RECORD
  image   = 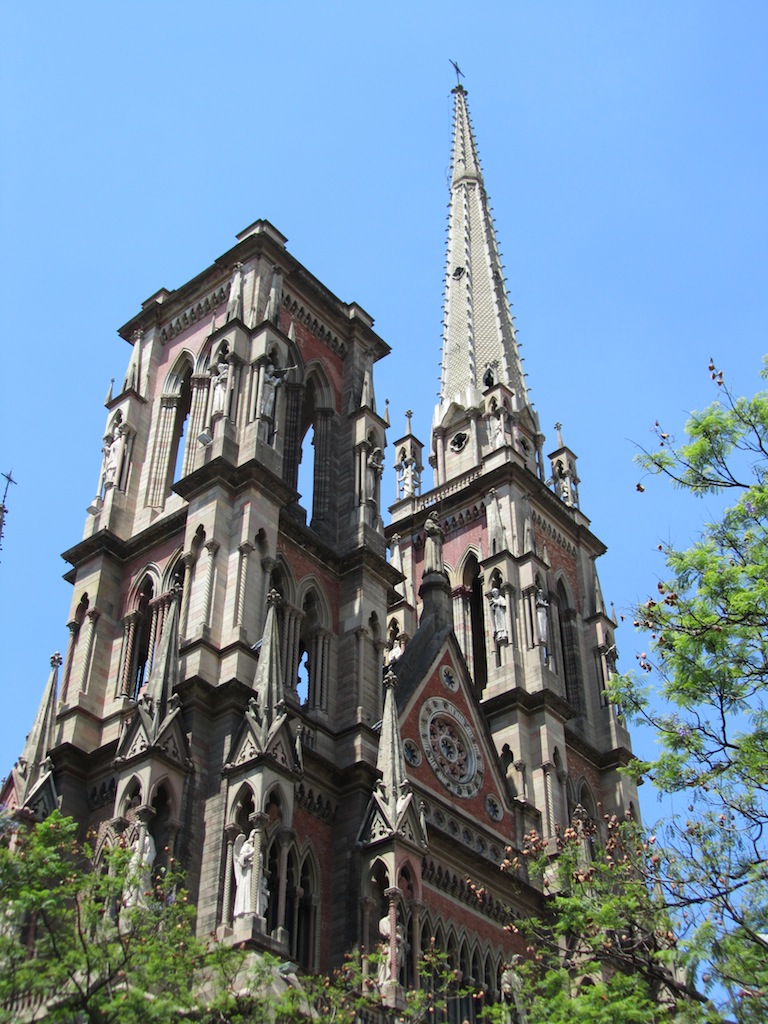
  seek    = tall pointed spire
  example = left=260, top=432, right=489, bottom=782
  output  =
left=15, top=653, right=61, bottom=802
left=251, top=589, right=285, bottom=744
left=439, top=85, right=529, bottom=413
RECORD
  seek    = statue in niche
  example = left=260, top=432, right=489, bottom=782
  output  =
left=492, top=410, right=505, bottom=449
left=402, top=457, right=416, bottom=497
left=423, top=511, right=445, bottom=575
left=259, top=363, right=295, bottom=422
left=488, top=587, right=508, bottom=641
left=226, top=262, right=243, bottom=322
left=232, top=831, right=253, bottom=917
left=366, top=447, right=384, bottom=503
left=501, top=955, right=528, bottom=1024
left=536, top=590, right=549, bottom=651
left=377, top=915, right=405, bottom=985
left=483, top=364, right=495, bottom=389
left=101, top=426, right=121, bottom=492
left=123, top=829, right=156, bottom=910
left=210, top=357, right=230, bottom=419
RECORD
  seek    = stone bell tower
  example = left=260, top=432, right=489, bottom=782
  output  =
left=387, top=84, right=638, bottom=846
left=4, top=218, right=400, bottom=969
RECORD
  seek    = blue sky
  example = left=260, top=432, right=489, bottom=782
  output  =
left=1, top=2, right=767, bottom=823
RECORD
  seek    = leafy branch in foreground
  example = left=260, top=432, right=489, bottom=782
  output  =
left=608, top=358, right=768, bottom=1022
left=501, top=812, right=716, bottom=1023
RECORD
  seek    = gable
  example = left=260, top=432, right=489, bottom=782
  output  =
left=398, top=636, right=512, bottom=837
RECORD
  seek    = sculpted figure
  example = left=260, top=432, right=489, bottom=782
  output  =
left=501, top=955, right=528, bottom=1024
left=210, top=360, right=230, bottom=418
left=536, top=590, right=549, bottom=649
left=101, top=428, right=120, bottom=490
left=233, top=831, right=255, bottom=918
left=488, top=587, right=508, bottom=641
left=124, top=830, right=156, bottom=909
left=423, top=511, right=444, bottom=575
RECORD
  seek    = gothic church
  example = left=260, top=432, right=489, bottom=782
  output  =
left=2, top=85, right=638, bottom=1011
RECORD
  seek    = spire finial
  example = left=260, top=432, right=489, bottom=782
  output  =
left=555, top=422, right=564, bottom=448
left=449, top=59, right=464, bottom=89
left=405, top=409, right=413, bottom=433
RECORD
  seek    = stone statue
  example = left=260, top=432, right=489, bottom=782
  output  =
left=501, top=955, right=528, bottom=1024
left=233, top=830, right=255, bottom=918
left=402, top=458, right=416, bottom=497
left=226, top=262, right=243, bottom=322
left=366, top=447, right=384, bottom=503
left=210, top=359, right=230, bottom=419
left=124, top=830, right=156, bottom=909
left=488, top=587, right=508, bottom=641
left=423, top=511, right=444, bottom=575
left=377, top=915, right=405, bottom=985
left=259, top=363, right=295, bottom=420
left=101, top=428, right=121, bottom=491
left=536, top=590, right=549, bottom=649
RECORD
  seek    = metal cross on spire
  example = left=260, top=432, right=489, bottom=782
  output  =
left=0, top=470, right=18, bottom=563
left=449, top=59, right=464, bottom=87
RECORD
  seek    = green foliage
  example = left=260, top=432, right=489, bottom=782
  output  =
left=504, top=815, right=714, bottom=1023
left=0, top=810, right=205, bottom=1023
left=607, top=358, right=768, bottom=1022
left=0, top=811, right=487, bottom=1023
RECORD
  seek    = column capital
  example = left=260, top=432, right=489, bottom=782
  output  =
left=205, top=539, right=220, bottom=555
left=248, top=810, right=269, bottom=833
left=224, top=822, right=242, bottom=842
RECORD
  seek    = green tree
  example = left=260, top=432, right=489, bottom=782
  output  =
left=0, top=810, right=487, bottom=1023
left=607, top=358, right=768, bottom=1021
left=501, top=814, right=713, bottom=1024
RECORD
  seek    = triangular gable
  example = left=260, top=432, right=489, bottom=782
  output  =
left=226, top=708, right=296, bottom=774
left=118, top=714, right=153, bottom=762
left=23, top=770, right=59, bottom=821
left=397, top=633, right=512, bottom=833
left=154, top=710, right=190, bottom=767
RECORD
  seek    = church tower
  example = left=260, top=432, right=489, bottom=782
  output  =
left=387, top=83, right=637, bottom=849
left=3, top=83, right=638, bottom=1012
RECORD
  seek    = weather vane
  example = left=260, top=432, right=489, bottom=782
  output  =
left=450, top=60, right=464, bottom=87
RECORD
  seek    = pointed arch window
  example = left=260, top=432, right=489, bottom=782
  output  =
left=556, top=581, right=584, bottom=712
left=464, top=555, right=487, bottom=695
left=146, top=356, right=193, bottom=508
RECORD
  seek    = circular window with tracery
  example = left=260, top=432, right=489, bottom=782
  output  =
left=419, top=697, right=484, bottom=798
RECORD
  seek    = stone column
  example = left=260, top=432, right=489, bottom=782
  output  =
left=221, top=824, right=241, bottom=930
left=60, top=618, right=81, bottom=705
left=355, top=626, right=368, bottom=715
left=275, top=827, right=295, bottom=944
left=235, top=541, right=254, bottom=630
left=410, top=899, right=424, bottom=990
left=77, top=608, right=100, bottom=694
left=200, top=539, right=220, bottom=633
left=542, top=762, right=555, bottom=837
left=248, top=811, right=268, bottom=921
left=119, top=612, right=139, bottom=696
left=514, top=759, right=527, bottom=803
left=360, top=896, right=376, bottom=973
left=434, top=429, right=446, bottom=486
left=383, top=886, right=402, bottom=989
left=179, top=552, right=197, bottom=640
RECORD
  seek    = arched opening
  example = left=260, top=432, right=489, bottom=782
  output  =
left=168, top=365, right=193, bottom=491
left=132, top=577, right=155, bottom=699
left=464, top=555, right=487, bottom=695
left=295, top=853, right=317, bottom=968
left=556, top=581, right=583, bottom=712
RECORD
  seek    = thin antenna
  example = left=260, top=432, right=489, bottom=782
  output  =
left=0, top=470, right=18, bottom=562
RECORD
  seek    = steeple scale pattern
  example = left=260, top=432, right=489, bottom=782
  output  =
left=440, top=86, right=529, bottom=412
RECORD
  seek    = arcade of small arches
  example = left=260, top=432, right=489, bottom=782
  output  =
left=221, top=783, right=320, bottom=970
left=362, top=857, right=511, bottom=1022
